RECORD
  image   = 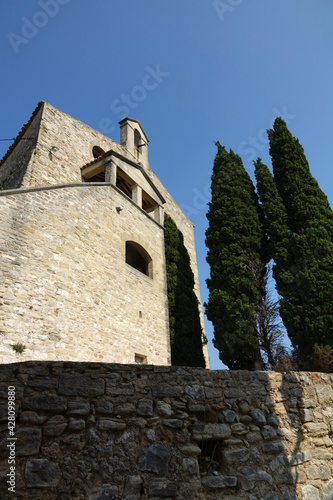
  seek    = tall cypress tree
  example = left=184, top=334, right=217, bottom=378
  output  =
left=164, top=214, right=206, bottom=367
left=254, top=158, right=297, bottom=339
left=259, top=119, right=333, bottom=364
left=205, top=143, right=266, bottom=370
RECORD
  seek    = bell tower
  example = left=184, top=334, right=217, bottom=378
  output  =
left=119, top=117, right=149, bottom=169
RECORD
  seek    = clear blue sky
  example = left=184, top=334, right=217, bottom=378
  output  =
left=1, top=1, right=332, bottom=369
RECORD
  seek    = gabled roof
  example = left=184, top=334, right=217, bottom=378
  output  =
left=118, top=117, right=149, bottom=143
left=81, top=148, right=166, bottom=205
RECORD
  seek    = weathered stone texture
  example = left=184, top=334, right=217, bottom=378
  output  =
left=0, top=101, right=209, bottom=367
left=0, top=186, right=170, bottom=366
left=0, top=363, right=332, bottom=499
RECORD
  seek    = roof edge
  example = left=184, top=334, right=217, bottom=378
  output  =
left=0, top=101, right=45, bottom=169
left=118, top=117, right=149, bottom=142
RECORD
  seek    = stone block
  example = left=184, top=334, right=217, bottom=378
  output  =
left=269, top=455, right=289, bottom=471
left=150, top=479, right=178, bottom=497
left=114, top=403, right=135, bottom=415
left=185, top=385, right=205, bottom=400
left=123, top=475, right=143, bottom=500
left=162, top=419, right=183, bottom=429
left=16, top=428, right=42, bottom=456
left=262, top=442, right=286, bottom=454
left=301, top=485, right=320, bottom=500
left=304, top=421, right=328, bottom=436
left=246, top=431, right=263, bottom=443
left=139, top=443, right=170, bottom=474
left=98, top=419, right=126, bottom=431
left=59, top=374, right=105, bottom=396
left=25, top=459, right=61, bottom=488
left=223, top=448, right=250, bottom=463
left=263, top=493, right=279, bottom=500
left=180, top=444, right=202, bottom=456
left=151, top=386, right=182, bottom=397
left=267, top=413, right=280, bottom=426
left=93, top=484, right=118, bottom=500
left=156, top=400, right=173, bottom=416
left=316, top=385, right=333, bottom=405
left=201, top=476, right=237, bottom=488
left=43, top=415, right=67, bottom=436
left=322, top=479, right=333, bottom=500
left=68, top=418, right=85, bottom=431
left=67, top=401, right=90, bottom=415
left=299, top=408, right=314, bottom=422
left=287, top=450, right=311, bottom=466
left=249, top=409, right=267, bottom=426
left=261, top=425, right=277, bottom=440
left=305, top=462, right=330, bottom=480
left=238, top=466, right=273, bottom=490
left=106, top=383, right=134, bottom=396
left=231, top=422, right=248, bottom=435
left=182, top=457, right=199, bottom=475
left=137, top=398, right=153, bottom=417
left=95, top=401, right=114, bottom=415
left=20, top=411, right=47, bottom=424
left=22, top=394, right=67, bottom=411
left=192, top=423, right=231, bottom=440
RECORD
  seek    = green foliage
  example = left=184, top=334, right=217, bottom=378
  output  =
left=12, top=343, right=26, bottom=354
left=205, top=143, right=266, bottom=370
left=164, top=214, right=206, bottom=367
left=256, top=118, right=333, bottom=366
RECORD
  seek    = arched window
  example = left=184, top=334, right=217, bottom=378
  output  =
left=92, top=146, right=105, bottom=159
left=126, top=241, right=152, bottom=278
left=134, top=130, right=141, bottom=150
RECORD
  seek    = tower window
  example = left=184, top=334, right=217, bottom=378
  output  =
left=92, top=146, right=105, bottom=159
left=126, top=241, right=152, bottom=277
left=134, top=129, right=141, bottom=160
left=134, top=129, right=141, bottom=150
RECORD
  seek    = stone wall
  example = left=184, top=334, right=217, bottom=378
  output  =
left=0, top=101, right=208, bottom=366
left=0, top=185, right=170, bottom=366
left=0, top=362, right=332, bottom=499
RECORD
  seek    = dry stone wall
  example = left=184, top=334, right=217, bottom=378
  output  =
left=0, top=362, right=332, bottom=499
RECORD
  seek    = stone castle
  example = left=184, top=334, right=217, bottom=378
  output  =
left=0, top=101, right=208, bottom=366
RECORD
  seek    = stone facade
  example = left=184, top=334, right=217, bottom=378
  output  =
left=0, top=101, right=208, bottom=366
left=0, top=362, right=333, bottom=499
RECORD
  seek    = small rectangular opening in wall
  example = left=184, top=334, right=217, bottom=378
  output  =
left=142, top=189, right=158, bottom=214
left=116, top=167, right=135, bottom=199
left=198, top=439, right=224, bottom=474
left=82, top=166, right=106, bottom=182
left=86, top=170, right=106, bottom=182
left=135, top=353, right=147, bottom=364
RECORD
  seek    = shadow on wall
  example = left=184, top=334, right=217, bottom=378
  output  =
left=0, top=363, right=333, bottom=499
left=193, top=370, right=333, bottom=499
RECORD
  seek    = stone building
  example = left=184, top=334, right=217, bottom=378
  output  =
left=0, top=101, right=208, bottom=367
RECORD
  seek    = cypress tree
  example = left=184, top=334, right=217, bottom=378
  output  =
left=205, top=143, right=266, bottom=370
left=164, top=214, right=206, bottom=367
left=254, top=158, right=296, bottom=339
left=261, top=119, right=333, bottom=364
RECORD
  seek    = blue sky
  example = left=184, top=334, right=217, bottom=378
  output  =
left=1, top=0, right=332, bottom=369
